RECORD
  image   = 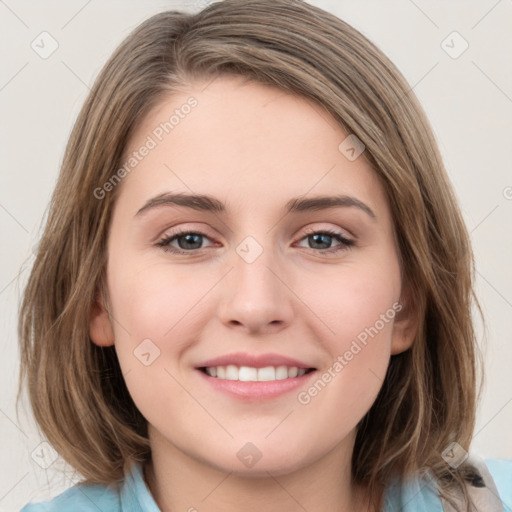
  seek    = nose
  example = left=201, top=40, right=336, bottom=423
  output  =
left=217, top=241, right=294, bottom=336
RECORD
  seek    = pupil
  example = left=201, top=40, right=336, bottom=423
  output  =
left=179, top=234, right=202, bottom=250
left=311, top=234, right=331, bottom=249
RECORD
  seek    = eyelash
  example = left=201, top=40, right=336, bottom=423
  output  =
left=155, top=228, right=354, bottom=256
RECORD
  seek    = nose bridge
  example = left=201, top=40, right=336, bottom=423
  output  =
left=219, top=233, right=293, bottom=332
left=234, top=234, right=286, bottom=301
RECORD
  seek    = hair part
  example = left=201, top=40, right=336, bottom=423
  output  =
left=17, top=1, right=484, bottom=509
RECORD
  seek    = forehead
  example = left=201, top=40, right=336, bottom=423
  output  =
left=115, top=75, right=389, bottom=222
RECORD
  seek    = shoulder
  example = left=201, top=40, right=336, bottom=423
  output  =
left=382, top=454, right=512, bottom=512
left=19, top=481, right=121, bottom=512
left=484, top=457, right=512, bottom=503
left=440, top=454, right=512, bottom=512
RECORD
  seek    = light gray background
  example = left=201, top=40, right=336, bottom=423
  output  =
left=1, top=0, right=511, bottom=510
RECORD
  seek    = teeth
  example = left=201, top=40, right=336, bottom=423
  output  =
left=257, top=366, right=275, bottom=381
left=225, top=364, right=238, bottom=380
left=203, top=365, right=309, bottom=381
left=275, top=365, right=289, bottom=380
left=239, top=366, right=258, bottom=381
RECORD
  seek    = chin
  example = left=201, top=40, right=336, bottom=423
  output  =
left=201, top=443, right=313, bottom=478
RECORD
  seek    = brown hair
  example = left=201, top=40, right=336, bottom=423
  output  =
left=17, top=0, right=484, bottom=509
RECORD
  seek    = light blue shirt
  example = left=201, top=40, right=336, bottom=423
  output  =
left=20, top=458, right=512, bottom=511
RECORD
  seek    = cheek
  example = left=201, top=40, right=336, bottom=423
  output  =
left=296, top=276, right=397, bottom=437
left=107, top=258, right=222, bottom=382
left=296, top=257, right=401, bottom=401
left=303, top=260, right=401, bottom=349
left=109, top=258, right=210, bottom=335
left=106, top=262, right=204, bottom=423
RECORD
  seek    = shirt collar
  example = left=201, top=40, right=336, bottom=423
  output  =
left=120, top=461, right=161, bottom=512
left=382, top=471, right=444, bottom=512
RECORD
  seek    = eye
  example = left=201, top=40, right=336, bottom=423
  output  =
left=156, top=230, right=215, bottom=254
left=156, top=228, right=354, bottom=256
left=295, top=229, right=354, bottom=254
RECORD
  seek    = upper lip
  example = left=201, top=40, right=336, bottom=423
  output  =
left=196, top=352, right=315, bottom=370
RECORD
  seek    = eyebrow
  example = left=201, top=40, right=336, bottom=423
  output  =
left=134, top=192, right=377, bottom=220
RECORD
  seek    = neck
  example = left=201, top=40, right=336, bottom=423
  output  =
left=143, top=427, right=382, bottom=512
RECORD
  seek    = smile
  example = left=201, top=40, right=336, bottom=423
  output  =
left=200, top=365, right=314, bottom=381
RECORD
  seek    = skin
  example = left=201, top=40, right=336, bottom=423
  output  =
left=90, top=75, right=418, bottom=512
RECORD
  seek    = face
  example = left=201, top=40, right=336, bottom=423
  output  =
left=90, top=75, right=416, bottom=477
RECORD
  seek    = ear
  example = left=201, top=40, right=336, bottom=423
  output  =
left=89, top=290, right=115, bottom=347
left=390, top=283, right=420, bottom=355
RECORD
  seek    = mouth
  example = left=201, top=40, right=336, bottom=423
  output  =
left=195, top=352, right=317, bottom=400
left=198, top=365, right=316, bottom=382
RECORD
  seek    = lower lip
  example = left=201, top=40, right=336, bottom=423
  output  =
left=196, top=369, right=317, bottom=401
